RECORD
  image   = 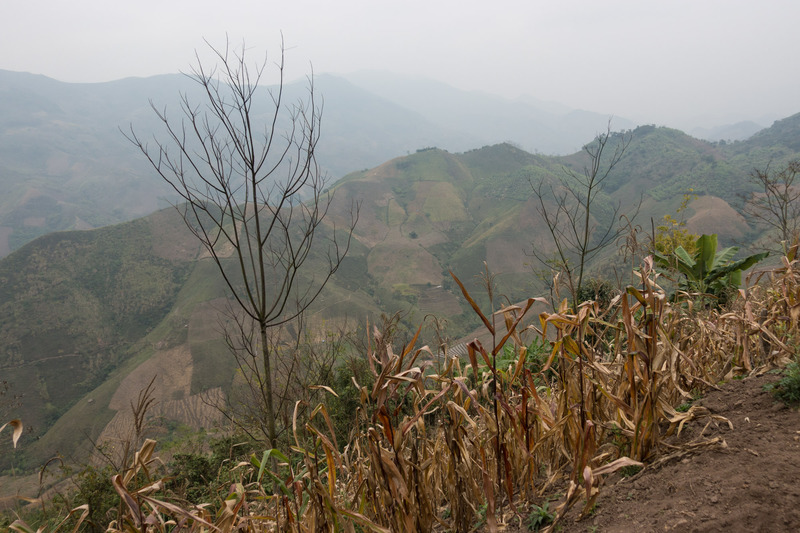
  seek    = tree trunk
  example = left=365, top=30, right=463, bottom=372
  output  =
left=260, top=323, right=277, bottom=449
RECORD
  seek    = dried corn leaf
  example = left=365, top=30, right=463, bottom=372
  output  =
left=0, top=419, right=22, bottom=448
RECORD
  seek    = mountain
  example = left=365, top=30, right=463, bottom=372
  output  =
left=0, top=70, right=466, bottom=257
left=739, top=112, right=800, bottom=153
left=690, top=120, right=765, bottom=142
left=342, top=70, right=638, bottom=155
left=4, top=67, right=784, bottom=262
left=0, top=69, right=635, bottom=257
left=0, top=209, right=198, bottom=466
left=0, top=71, right=177, bottom=256
left=0, top=207, right=380, bottom=470
left=308, top=74, right=483, bottom=172
left=1, top=74, right=799, bottom=472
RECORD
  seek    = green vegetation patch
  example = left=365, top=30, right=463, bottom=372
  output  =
left=190, top=339, right=238, bottom=396
left=0, top=216, right=192, bottom=446
left=382, top=197, right=407, bottom=226
left=765, top=357, right=800, bottom=406
left=418, top=181, right=468, bottom=223
left=396, top=149, right=457, bottom=183
left=458, top=143, right=543, bottom=179
left=14, top=343, right=159, bottom=471
left=367, top=243, right=442, bottom=288
left=174, top=260, right=229, bottom=309
left=332, top=254, right=371, bottom=292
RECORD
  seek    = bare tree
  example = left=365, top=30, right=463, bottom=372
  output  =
left=221, top=310, right=350, bottom=446
left=529, top=123, right=635, bottom=305
left=742, top=159, right=800, bottom=252
left=125, top=39, right=358, bottom=450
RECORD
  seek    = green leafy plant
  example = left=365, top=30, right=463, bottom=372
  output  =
left=765, top=357, right=800, bottom=405
left=576, top=278, right=618, bottom=310
left=329, top=355, right=375, bottom=445
left=527, top=502, right=554, bottom=531
left=653, top=190, right=699, bottom=258
left=474, top=501, right=488, bottom=529
left=654, top=233, right=768, bottom=306
left=620, top=464, right=643, bottom=478
left=491, top=337, right=551, bottom=378
left=71, top=464, right=119, bottom=532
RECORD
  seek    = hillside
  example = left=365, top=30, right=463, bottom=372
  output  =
left=10, top=69, right=784, bottom=260
left=0, top=71, right=180, bottom=256
left=0, top=206, right=381, bottom=470
left=690, top=120, right=765, bottom=142
left=734, top=111, right=800, bottom=154
left=0, top=209, right=198, bottom=467
left=555, top=373, right=800, bottom=533
left=330, top=120, right=800, bottom=301
left=328, top=144, right=558, bottom=306
left=0, top=69, right=638, bottom=257
left=2, top=114, right=800, bottom=473
left=1, top=64, right=794, bottom=260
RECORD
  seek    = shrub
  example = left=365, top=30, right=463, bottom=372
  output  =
left=72, top=464, right=119, bottom=532
left=576, top=278, right=618, bottom=309
left=653, top=233, right=768, bottom=307
left=527, top=502, right=554, bottom=531
left=329, top=356, right=374, bottom=445
left=766, top=357, right=800, bottom=405
left=167, top=453, right=216, bottom=502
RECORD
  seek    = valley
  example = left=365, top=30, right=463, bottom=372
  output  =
left=1, top=68, right=800, bottom=531
left=2, top=111, right=799, bottom=468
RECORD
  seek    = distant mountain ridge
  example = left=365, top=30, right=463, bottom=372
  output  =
left=0, top=68, right=687, bottom=256
left=690, top=120, right=765, bottom=142
left=340, top=70, right=638, bottom=155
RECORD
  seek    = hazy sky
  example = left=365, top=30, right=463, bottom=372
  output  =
left=2, top=1, right=798, bottom=129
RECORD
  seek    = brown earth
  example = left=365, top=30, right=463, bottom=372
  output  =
left=107, top=346, right=194, bottom=411
left=498, top=373, right=800, bottom=533
left=686, top=195, right=751, bottom=241
left=92, top=345, right=223, bottom=466
left=417, top=285, right=463, bottom=316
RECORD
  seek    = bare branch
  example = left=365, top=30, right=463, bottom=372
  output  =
left=528, top=121, right=637, bottom=305
left=742, top=159, right=800, bottom=252
left=124, top=38, right=359, bottom=450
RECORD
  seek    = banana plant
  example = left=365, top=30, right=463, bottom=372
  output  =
left=653, top=234, right=768, bottom=304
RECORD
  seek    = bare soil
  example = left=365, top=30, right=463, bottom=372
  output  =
left=547, top=372, right=800, bottom=533
left=686, top=195, right=750, bottom=241
left=107, top=346, right=194, bottom=410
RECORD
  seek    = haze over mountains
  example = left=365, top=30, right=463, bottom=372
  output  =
left=0, top=68, right=770, bottom=257
left=1, top=66, right=799, bottom=472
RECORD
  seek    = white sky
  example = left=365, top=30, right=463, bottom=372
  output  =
left=2, top=0, right=798, bottom=129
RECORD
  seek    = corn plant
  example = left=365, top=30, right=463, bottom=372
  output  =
left=1, top=418, right=22, bottom=448
left=33, top=247, right=800, bottom=533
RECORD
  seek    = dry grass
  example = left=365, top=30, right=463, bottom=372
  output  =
left=686, top=195, right=751, bottom=240
left=367, top=243, right=443, bottom=287
left=13, top=248, right=800, bottom=533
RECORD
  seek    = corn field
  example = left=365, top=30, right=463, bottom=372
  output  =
left=12, top=250, right=800, bottom=533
